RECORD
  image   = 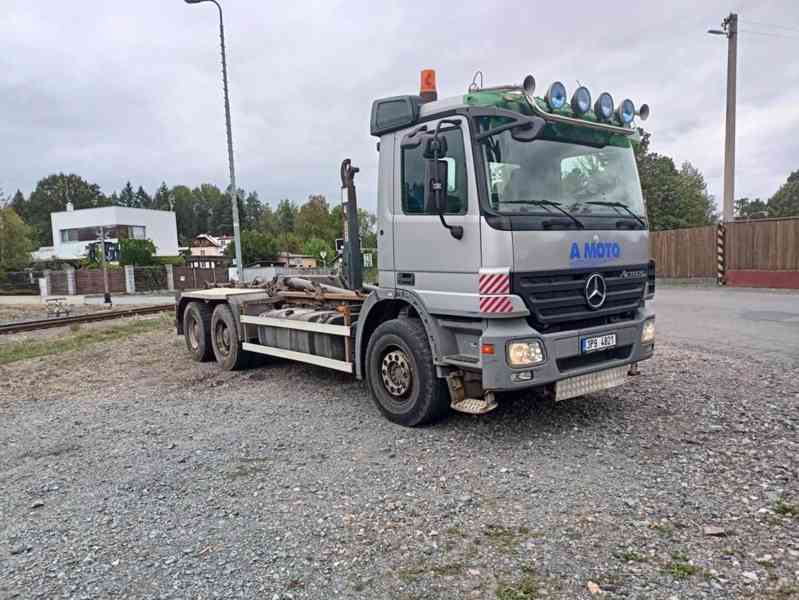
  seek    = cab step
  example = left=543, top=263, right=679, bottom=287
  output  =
left=451, top=392, right=498, bottom=415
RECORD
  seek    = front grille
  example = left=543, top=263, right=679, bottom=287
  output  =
left=512, top=265, right=648, bottom=333
left=556, top=345, right=633, bottom=372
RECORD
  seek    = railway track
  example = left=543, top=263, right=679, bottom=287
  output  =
left=0, top=304, right=175, bottom=335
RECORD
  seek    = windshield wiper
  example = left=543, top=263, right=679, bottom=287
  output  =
left=500, top=200, right=585, bottom=229
left=583, top=201, right=647, bottom=228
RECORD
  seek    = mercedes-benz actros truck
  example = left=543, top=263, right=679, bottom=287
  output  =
left=175, top=70, right=656, bottom=427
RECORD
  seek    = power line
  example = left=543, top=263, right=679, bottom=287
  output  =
left=747, top=20, right=799, bottom=33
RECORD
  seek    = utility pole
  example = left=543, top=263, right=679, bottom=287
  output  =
left=709, top=13, right=738, bottom=223
left=97, top=225, right=112, bottom=306
left=185, top=0, right=244, bottom=282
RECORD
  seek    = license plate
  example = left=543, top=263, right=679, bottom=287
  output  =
left=581, top=333, right=617, bottom=354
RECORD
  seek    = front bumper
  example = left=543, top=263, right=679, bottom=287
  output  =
left=480, top=308, right=655, bottom=392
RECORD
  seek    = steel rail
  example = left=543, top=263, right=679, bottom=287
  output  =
left=0, top=304, right=175, bottom=336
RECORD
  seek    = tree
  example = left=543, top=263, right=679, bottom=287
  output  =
left=172, top=185, right=197, bottom=244
left=302, top=237, right=333, bottom=262
left=768, top=170, right=799, bottom=218
left=243, top=191, right=264, bottom=230
left=153, top=182, right=173, bottom=211
left=735, top=197, right=768, bottom=219
left=275, top=199, right=298, bottom=251
left=634, top=131, right=717, bottom=230
left=119, top=238, right=157, bottom=266
left=135, top=186, right=153, bottom=209
left=115, top=182, right=136, bottom=207
left=224, top=230, right=278, bottom=265
left=8, top=190, right=27, bottom=220
left=27, top=174, right=107, bottom=245
left=0, top=208, right=35, bottom=271
left=296, top=194, right=335, bottom=242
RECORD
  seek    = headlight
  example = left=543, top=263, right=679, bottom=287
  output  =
left=507, top=340, right=545, bottom=367
left=545, top=82, right=567, bottom=110
left=641, top=320, right=655, bottom=343
left=594, top=92, right=614, bottom=120
left=617, top=98, right=635, bottom=124
left=571, top=86, right=591, bottom=114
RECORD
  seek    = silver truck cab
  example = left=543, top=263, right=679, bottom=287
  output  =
left=360, top=73, right=655, bottom=408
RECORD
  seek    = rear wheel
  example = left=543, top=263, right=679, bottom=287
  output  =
left=365, top=318, right=450, bottom=427
left=211, top=304, right=250, bottom=370
left=183, top=302, right=213, bottom=362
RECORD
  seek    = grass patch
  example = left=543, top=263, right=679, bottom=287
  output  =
left=617, top=549, right=647, bottom=563
left=496, top=575, right=540, bottom=600
left=665, top=560, right=700, bottom=579
left=0, top=316, right=169, bottom=365
left=483, top=524, right=529, bottom=554
left=774, top=499, right=799, bottom=518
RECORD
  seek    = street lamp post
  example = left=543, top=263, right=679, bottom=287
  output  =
left=709, top=13, right=738, bottom=224
left=185, top=0, right=244, bottom=282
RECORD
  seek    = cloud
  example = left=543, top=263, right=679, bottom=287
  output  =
left=2, top=0, right=798, bottom=213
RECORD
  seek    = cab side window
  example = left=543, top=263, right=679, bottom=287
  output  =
left=401, top=128, right=467, bottom=215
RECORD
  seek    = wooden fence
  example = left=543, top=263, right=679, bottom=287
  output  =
left=649, top=225, right=717, bottom=278
left=726, top=217, right=799, bottom=271
left=649, top=217, right=799, bottom=283
left=76, top=269, right=126, bottom=294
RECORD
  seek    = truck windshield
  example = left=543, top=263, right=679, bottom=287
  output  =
left=477, top=118, right=645, bottom=221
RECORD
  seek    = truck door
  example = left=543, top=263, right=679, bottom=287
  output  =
left=393, top=116, right=482, bottom=314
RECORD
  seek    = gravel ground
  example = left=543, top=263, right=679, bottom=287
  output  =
left=1, top=319, right=797, bottom=599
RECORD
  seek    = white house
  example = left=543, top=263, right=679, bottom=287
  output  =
left=48, top=205, right=179, bottom=260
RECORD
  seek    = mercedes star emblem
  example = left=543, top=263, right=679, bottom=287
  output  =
left=585, top=273, right=607, bottom=309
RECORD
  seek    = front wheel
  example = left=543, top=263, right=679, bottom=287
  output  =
left=210, top=304, right=250, bottom=371
left=365, top=318, right=450, bottom=427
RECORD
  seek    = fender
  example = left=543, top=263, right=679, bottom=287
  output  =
left=354, top=288, right=446, bottom=380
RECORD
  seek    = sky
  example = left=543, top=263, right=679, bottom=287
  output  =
left=2, top=0, right=799, bottom=214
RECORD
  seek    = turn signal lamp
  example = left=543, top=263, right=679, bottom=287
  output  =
left=420, top=69, right=438, bottom=103
left=571, top=86, right=591, bottom=115
left=545, top=81, right=567, bottom=110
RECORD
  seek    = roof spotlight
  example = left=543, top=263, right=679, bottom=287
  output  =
left=637, top=103, right=650, bottom=121
left=545, top=81, right=567, bottom=110
left=594, top=92, right=614, bottom=121
left=522, top=74, right=536, bottom=97
left=617, top=98, right=635, bottom=124
left=571, top=86, right=591, bottom=115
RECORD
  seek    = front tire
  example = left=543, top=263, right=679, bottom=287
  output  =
left=365, top=318, right=450, bottom=427
left=183, top=302, right=213, bottom=362
left=211, top=304, right=250, bottom=371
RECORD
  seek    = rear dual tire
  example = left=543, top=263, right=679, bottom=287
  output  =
left=365, top=318, right=450, bottom=427
left=210, top=304, right=251, bottom=371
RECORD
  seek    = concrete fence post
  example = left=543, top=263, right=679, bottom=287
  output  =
left=125, top=265, right=136, bottom=294
left=165, top=264, right=175, bottom=292
left=38, top=277, right=50, bottom=298
left=66, top=268, right=77, bottom=295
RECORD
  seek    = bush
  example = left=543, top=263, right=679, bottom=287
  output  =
left=120, top=239, right=157, bottom=266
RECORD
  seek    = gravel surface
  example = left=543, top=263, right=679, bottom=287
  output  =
left=1, top=319, right=797, bottom=599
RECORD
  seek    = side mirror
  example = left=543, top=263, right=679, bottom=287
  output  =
left=424, top=158, right=449, bottom=213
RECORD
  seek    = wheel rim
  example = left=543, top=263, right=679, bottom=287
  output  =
left=380, top=347, right=413, bottom=399
left=188, top=314, right=200, bottom=350
left=214, top=320, right=232, bottom=357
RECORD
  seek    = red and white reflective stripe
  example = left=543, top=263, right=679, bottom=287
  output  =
left=478, top=268, right=513, bottom=313
left=479, top=295, right=514, bottom=313
left=478, top=270, right=510, bottom=295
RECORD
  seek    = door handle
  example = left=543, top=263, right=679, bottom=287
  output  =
left=397, top=272, right=415, bottom=286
